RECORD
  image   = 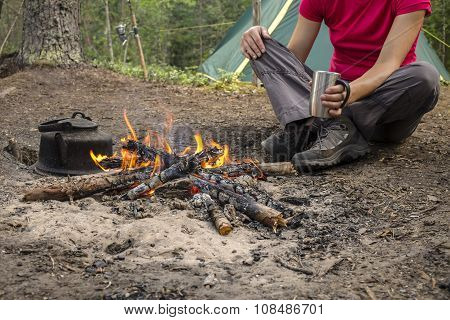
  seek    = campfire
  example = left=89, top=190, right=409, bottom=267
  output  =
left=24, top=111, right=299, bottom=235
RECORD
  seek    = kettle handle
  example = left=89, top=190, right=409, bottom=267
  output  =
left=71, top=112, right=92, bottom=121
left=38, top=112, right=92, bottom=132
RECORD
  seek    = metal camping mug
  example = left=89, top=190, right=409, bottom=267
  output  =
left=309, top=71, right=351, bottom=118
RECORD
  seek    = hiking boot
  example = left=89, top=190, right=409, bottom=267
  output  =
left=291, top=116, right=369, bottom=172
left=261, top=118, right=319, bottom=162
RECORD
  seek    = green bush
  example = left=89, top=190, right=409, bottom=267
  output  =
left=91, top=60, right=259, bottom=93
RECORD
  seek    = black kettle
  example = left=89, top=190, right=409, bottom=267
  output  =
left=36, top=112, right=113, bottom=175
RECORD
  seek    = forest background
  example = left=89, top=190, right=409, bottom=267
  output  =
left=0, top=0, right=448, bottom=79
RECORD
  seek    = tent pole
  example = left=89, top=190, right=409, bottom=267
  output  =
left=252, top=0, right=261, bottom=86
left=127, top=0, right=148, bottom=80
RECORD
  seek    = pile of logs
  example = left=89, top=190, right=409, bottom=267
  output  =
left=23, top=140, right=298, bottom=234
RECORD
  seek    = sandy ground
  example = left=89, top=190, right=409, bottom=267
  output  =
left=0, top=67, right=448, bottom=300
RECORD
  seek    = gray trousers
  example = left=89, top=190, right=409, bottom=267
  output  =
left=251, top=39, right=440, bottom=143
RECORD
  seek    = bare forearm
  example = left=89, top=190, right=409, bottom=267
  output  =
left=348, top=62, right=398, bottom=103
left=348, top=11, right=425, bottom=104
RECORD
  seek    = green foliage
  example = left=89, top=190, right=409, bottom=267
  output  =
left=80, top=0, right=251, bottom=68
left=0, top=0, right=447, bottom=73
left=91, top=59, right=258, bottom=92
left=424, top=0, right=449, bottom=69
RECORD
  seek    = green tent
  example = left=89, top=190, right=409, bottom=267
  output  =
left=199, top=0, right=449, bottom=82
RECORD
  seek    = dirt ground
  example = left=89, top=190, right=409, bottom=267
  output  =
left=0, top=67, right=448, bottom=300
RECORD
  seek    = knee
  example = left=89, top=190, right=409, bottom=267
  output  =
left=408, top=61, right=440, bottom=94
left=406, top=61, right=440, bottom=112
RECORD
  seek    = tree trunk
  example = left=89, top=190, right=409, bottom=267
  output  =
left=19, top=0, right=83, bottom=66
left=104, top=0, right=114, bottom=62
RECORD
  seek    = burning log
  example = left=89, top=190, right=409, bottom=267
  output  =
left=192, top=193, right=232, bottom=236
left=198, top=172, right=293, bottom=217
left=124, top=147, right=223, bottom=200
left=122, top=140, right=179, bottom=168
left=191, top=176, right=287, bottom=231
left=97, top=157, right=123, bottom=170
left=23, top=168, right=153, bottom=202
left=207, top=162, right=264, bottom=179
left=95, top=140, right=179, bottom=171
left=154, top=178, right=193, bottom=199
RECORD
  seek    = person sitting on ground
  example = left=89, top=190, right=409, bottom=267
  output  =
left=241, top=0, right=440, bottom=172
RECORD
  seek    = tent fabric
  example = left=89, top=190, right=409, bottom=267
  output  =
left=199, top=0, right=449, bottom=82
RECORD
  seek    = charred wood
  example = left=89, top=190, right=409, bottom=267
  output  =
left=124, top=147, right=222, bottom=200
left=154, top=178, right=193, bottom=199
left=98, top=140, right=179, bottom=170
left=190, top=177, right=287, bottom=231
left=198, top=172, right=293, bottom=217
left=122, top=140, right=179, bottom=168
left=98, top=157, right=122, bottom=170
left=192, top=193, right=232, bottom=236
left=206, top=162, right=265, bottom=179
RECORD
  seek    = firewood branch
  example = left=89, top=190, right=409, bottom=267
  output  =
left=190, top=176, right=287, bottom=231
left=23, top=168, right=153, bottom=202
left=192, top=193, right=232, bottom=236
left=198, top=172, right=293, bottom=217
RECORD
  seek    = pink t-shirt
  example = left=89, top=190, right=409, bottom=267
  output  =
left=299, top=0, right=432, bottom=81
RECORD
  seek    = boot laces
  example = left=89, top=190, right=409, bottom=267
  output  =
left=310, top=122, right=348, bottom=151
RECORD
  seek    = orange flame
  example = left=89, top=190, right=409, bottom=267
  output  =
left=89, top=150, right=109, bottom=172
left=194, top=133, right=203, bottom=154
left=143, top=155, right=162, bottom=196
left=180, top=146, right=191, bottom=156
left=164, top=140, right=173, bottom=154
left=123, top=109, right=137, bottom=141
left=91, top=111, right=235, bottom=174
left=120, top=148, right=138, bottom=170
left=193, top=133, right=231, bottom=169
left=150, top=155, right=161, bottom=177
left=202, top=143, right=230, bottom=169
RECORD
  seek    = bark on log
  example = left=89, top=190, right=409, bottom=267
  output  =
left=191, top=177, right=287, bottom=231
left=198, top=172, right=293, bottom=217
left=23, top=169, right=152, bottom=202
left=192, top=193, right=232, bottom=236
left=207, top=162, right=296, bottom=177
left=19, top=0, right=83, bottom=66
left=259, top=162, right=296, bottom=176
left=206, top=162, right=264, bottom=178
